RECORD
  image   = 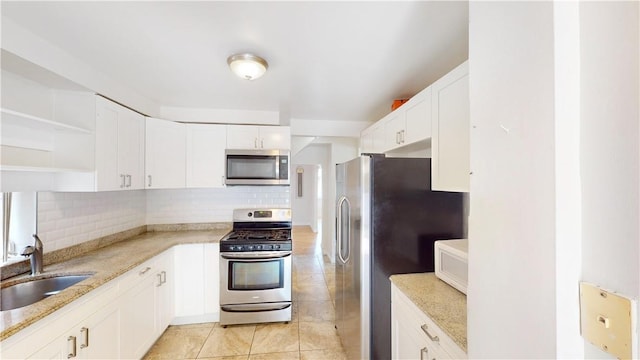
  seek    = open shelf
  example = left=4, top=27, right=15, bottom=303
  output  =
left=1, top=108, right=92, bottom=134
left=0, top=165, right=93, bottom=173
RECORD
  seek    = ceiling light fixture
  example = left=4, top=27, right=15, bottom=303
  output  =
left=227, top=53, right=268, bottom=81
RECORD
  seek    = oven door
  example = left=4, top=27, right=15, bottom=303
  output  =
left=220, top=251, right=292, bottom=305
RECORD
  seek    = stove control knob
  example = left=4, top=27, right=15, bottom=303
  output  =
left=248, top=245, right=254, bottom=251
left=247, top=212, right=253, bottom=217
left=256, top=245, right=262, bottom=250
left=237, top=245, right=243, bottom=251
left=229, top=245, right=235, bottom=251
left=274, top=244, right=280, bottom=250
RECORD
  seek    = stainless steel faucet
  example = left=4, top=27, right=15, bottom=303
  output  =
left=21, top=234, right=44, bottom=275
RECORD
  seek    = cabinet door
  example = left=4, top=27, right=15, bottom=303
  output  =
left=383, top=112, right=405, bottom=151
left=260, top=126, right=291, bottom=150
left=145, top=117, right=186, bottom=189
left=27, top=339, right=65, bottom=360
left=404, top=87, right=432, bottom=145
left=431, top=61, right=470, bottom=192
left=360, top=126, right=374, bottom=154
left=120, top=272, right=157, bottom=359
left=371, top=123, right=386, bottom=153
left=173, top=244, right=205, bottom=318
left=95, top=97, right=120, bottom=191
left=186, top=124, right=226, bottom=188
left=117, top=109, right=145, bottom=190
left=79, top=304, right=120, bottom=359
left=155, top=248, right=175, bottom=334
left=226, top=125, right=260, bottom=149
left=203, top=244, right=220, bottom=318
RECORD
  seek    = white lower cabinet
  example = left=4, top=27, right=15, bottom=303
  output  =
left=391, top=284, right=466, bottom=360
left=173, top=243, right=219, bottom=324
left=3, top=282, right=120, bottom=360
left=155, top=248, right=174, bottom=333
left=2, top=244, right=217, bottom=359
left=26, top=310, right=120, bottom=360
left=119, top=260, right=157, bottom=360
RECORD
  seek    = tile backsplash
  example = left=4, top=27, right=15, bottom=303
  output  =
left=146, top=187, right=290, bottom=224
left=37, top=191, right=146, bottom=252
left=36, top=187, right=290, bottom=253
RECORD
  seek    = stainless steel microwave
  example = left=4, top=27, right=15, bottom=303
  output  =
left=225, top=149, right=290, bottom=186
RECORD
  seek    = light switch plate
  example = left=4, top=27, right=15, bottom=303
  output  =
left=580, top=282, right=634, bottom=359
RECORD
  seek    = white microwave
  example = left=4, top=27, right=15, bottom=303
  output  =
left=225, top=149, right=290, bottom=186
left=434, top=239, right=468, bottom=295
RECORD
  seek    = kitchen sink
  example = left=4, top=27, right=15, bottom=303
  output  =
left=0, top=274, right=92, bottom=311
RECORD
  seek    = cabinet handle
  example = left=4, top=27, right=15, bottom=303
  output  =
left=67, top=336, right=77, bottom=358
left=157, top=273, right=163, bottom=287
left=139, top=266, right=151, bottom=275
left=221, top=176, right=225, bottom=186
left=126, top=174, right=132, bottom=188
left=261, top=139, right=264, bottom=148
left=254, top=138, right=258, bottom=148
left=420, top=324, right=440, bottom=342
left=120, top=174, right=126, bottom=188
left=401, top=130, right=405, bottom=143
left=80, top=327, right=89, bottom=349
left=161, top=270, right=167, bottom=284
left=148, top=175, right=152, bottom=187
left=420, top=347, right=428, bottom=360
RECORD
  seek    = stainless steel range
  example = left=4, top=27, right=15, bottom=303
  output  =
left=219, top=208, right=292, bottom=326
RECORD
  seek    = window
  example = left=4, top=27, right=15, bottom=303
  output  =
left=1, top=192, right=37, bottom=263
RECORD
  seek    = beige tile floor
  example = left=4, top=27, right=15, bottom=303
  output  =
left=143, top=226, right=346, bottom=360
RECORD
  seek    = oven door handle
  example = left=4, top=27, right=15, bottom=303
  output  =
left=221, top=251, right=292, bottom=259
left=221, top=302, right=292, bottom=313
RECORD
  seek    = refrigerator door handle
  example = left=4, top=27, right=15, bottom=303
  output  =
left=336, top=195, right=351, bottom=264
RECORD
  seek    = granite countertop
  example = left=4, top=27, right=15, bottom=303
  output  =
left=0, top=229, right=228, bottom=341
left=390, top=272, right=467, bottom=352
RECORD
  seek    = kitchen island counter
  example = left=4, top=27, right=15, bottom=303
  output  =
left=1, top=228, right=228, bottom=340
left=390, top=272, right=467, bottom=352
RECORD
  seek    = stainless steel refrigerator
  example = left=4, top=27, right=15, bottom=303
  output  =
left=335, top=155, right=464, bottom=360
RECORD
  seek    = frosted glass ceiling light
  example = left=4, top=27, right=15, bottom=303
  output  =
left=227, top=53, right=268, bottom=81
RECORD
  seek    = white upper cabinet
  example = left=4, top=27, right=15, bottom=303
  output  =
left=404, top=86, right=432, bottom=145
left=95, top=96, right=145, bottom=191
left=431, top=61, right=469, bottom=192
left=145, top=117, right=186, bottom=189
left=186, top=123, right=227, bottom=188
left=359, top=83, right=432, bottom=156
left=226, top=125, right=290, bottom=150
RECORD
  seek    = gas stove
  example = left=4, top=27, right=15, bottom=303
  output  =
left=220, top=208, right=292, bottom=252
left=219, top=208, right=293, bottom=326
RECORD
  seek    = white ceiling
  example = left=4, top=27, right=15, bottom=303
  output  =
left=1, top=1, right=468, bottom=124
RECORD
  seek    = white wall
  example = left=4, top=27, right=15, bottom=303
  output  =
left=468, top=2, right=557, bottom=358
left=37, top=190, right=146, bottom=253
left=293, top=144, right=331, bottom=235
left=145, top=187, right=290, bottom=224
left=291, top=164, right=319, bottom=230
left=579, top=1, right=639, bottom=357
left=292, top=138, right=358, bottom=260
left=469, top=1, right=639, bottom=358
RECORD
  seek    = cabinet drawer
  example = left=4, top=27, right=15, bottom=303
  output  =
left=118, top=258, right=156, bottom=294
left=392, top=285, right=466, bottom=359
